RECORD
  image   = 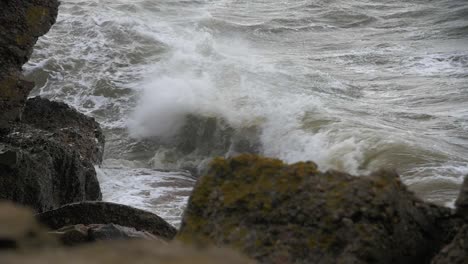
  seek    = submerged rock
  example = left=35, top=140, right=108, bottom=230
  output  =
left=37, top=202, right=177, bottom=240
left=178, top=154, right=454, bottom=264
left=0, top=0, right=59, bottom=126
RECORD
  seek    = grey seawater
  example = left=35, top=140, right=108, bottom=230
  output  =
left=25, top=0, right=468, bottom=226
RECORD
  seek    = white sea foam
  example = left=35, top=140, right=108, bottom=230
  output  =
left=26, top=0, right=468, bottom=222
left=96, top=164, right=195, bottom=227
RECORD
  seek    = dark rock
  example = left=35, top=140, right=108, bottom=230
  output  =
left=178, top=154, right=454, bottom=264
left=51, top=224, right=90, bottom=246
left=455, top=175, right=468, bottom=218
left=0, top=0, right=59, bottom=125
left=0, top=0, right=102, bottom=213
left=431, top=175, right=468, bottom=263
left=37, top=202, right=177, bottom=240
left=51, top=224, right=162, bottom=246
left=0, top=96, right=104, bottom=212
left=23, top=97, right=105, bottom=164
left=431, top=225, right=468, bottom=264
left=0, top=240, right=256, bottom=264
left=0, top=202, right=57, bottom=250
left=0, top=122, right=102, bottom=212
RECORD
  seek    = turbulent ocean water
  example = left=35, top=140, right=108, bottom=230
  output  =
left=25, top=0, right=468, bottom=226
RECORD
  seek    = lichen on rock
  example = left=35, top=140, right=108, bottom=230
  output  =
left=178, top=154, right=455, bottom=264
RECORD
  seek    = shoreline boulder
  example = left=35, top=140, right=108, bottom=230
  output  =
left=0, top=0, right=104, bottom=213
left=23, top=97, right=105, bottom=164
left=37, top=201, right=177, bottom=240
left=178, top=154, right=455, bottom=264
left=0, top=98, right=104, bottom=212
left=0, top=124, right=102, bottom=212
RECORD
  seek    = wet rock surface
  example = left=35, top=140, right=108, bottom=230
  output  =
left=178, top=154, right=456, bottom=264
left=0, top=98, right=104, bottom=212
left=23, top=97, right=105, bottom=164
left=0, top=0, right=59, bottom=125
left=37, top=201, right=177, bottom=240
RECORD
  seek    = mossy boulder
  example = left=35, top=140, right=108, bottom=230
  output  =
left=178, top=154, right=454, bottom=264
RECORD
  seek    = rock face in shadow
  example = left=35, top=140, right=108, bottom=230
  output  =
left=37, top=202, right=177, bottom=240
left=0, top=97, right=103, bottom=212
left=178, top=154, right=455, bottom=264
left=455, top=175, right=468, bottom=218
left=0, top=0, right=59, bottom=125
left=431, top=225, right=468, bottom=264
left=431, top=175, right=468, bottom=264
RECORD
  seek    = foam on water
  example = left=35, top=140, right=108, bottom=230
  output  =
left=96, top=162, right=195, bottom=227
left=26, top=0, right=468, bottom=223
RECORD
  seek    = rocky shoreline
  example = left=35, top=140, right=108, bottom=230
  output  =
left=0, top=1, right=467, bottom=263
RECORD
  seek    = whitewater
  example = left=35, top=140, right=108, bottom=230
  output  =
left=25, top=0, right=468, bottom=226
